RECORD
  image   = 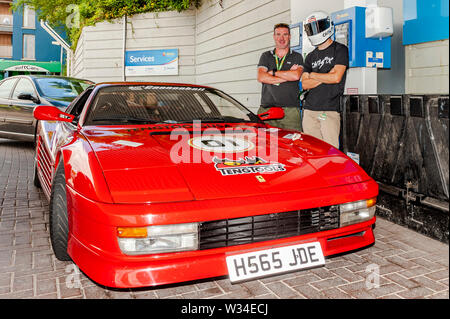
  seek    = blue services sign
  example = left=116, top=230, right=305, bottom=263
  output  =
left=125, top=49, right=178, bottom=76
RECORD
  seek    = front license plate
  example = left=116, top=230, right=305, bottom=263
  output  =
left=226, top=242, right=325, bottom=283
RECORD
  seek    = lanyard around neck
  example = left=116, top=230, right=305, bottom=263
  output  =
left=274, top=53, right=287, bottom=71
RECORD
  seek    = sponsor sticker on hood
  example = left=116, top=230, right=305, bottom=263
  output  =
left=212, top=156, right=286, bottom=176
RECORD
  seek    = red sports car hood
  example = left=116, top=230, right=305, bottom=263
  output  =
left=82, top=124, right=371, bottom=204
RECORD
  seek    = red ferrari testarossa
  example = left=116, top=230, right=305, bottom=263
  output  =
left=33, top=82, right=378, bottom=288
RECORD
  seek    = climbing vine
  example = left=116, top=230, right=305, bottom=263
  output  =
left=12, top=0, right=203, bottom=48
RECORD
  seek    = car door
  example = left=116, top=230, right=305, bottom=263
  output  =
left=9, top=77, right=40, bottom=138
left=0, top=78, right=19, bottom=138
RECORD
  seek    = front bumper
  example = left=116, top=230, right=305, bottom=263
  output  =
left=65, top=181, right=378, bottom=288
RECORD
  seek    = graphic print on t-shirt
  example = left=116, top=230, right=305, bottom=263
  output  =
left=303, top=41, right=349, bottom=112
left=312, top=56, right=335, bottom=70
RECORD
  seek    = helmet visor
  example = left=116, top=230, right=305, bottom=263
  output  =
left=304, top=18, right=331, bottom=36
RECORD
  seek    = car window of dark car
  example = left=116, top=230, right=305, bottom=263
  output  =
left=34, top=78, right=92, bottom=99
left=12, top=78, right=38, bottom=100
left=0, top=78, right=18, bottom=99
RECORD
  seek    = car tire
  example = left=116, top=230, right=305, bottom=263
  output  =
left=49, top=159, right=71, bottom=261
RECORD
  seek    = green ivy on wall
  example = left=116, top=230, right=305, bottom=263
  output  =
left=12, top=0, right=203, bottom=48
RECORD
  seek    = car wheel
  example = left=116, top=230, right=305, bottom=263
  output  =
left=49, top=159, right=71, bottom=261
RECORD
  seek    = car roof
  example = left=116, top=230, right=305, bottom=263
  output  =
left=2, top=75, right=93, bottom=83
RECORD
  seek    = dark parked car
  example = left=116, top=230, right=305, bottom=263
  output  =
left=0, top=75, right=93, bottom=141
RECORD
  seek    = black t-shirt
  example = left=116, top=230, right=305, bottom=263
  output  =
left=303, top=41, right=349, bottom=112
left=258, top=49, right=304, bottom=108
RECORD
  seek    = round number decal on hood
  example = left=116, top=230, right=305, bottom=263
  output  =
left=188, top=135, right=255, bottom=153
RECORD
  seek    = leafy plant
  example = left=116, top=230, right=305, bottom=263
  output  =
left=12, top=0, right=202, bottom=48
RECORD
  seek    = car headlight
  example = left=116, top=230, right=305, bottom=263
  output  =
left=117, top=223, right=198, bottom=255
left=339, top=197, right=377, bottom=227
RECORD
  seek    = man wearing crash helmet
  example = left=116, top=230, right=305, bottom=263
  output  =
left=301, top=11, right=349, bottom=149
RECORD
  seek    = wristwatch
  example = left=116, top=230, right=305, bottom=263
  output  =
left=273, top=69, right=277, bottom=76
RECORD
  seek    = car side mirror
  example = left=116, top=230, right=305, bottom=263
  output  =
left=258, top=107, right=285, bottom=121
left=18, top=93, right=40, bottom=104
left=33, top=105, right=75, bottom=123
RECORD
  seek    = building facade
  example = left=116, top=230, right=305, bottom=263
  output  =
left=0, top=0, right=63, bottom=79
left=72, top=0, right=291, bottom=111
left=71, top=0, right=449, bottom=111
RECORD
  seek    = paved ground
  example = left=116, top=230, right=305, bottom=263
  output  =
left=0, top=138, right=448, bottom=299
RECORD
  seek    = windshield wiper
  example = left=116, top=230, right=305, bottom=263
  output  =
left=92, top=117, right=160, bottom=124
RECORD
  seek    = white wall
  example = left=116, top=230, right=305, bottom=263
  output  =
left=73, top=18, right=125, bottom=82
left=405, top=39, right=449, bottom=94
left=72, top=30, right=86, bottom=79
left=195, top=0, right=291, bottom=111
left=72, top=0, right=291, bottom=112
left=72, top=0, right=446, bottom=107
left=125, top=11, right=196, bottom=83
left=72, top=10, right=196, bottom=84
left=290, top=0, right=345, bottom=25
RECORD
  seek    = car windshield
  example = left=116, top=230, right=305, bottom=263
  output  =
left=35, top=78, right=93, bottom=99
left=84, top=85, right=259, bottom=125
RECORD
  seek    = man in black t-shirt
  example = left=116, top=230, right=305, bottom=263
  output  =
left=301, top=11, right=349, bottom=148
left=257, top=23, right=304, bottom=130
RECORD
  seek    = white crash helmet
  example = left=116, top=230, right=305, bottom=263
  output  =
left=303, top=11, right=334, bottom=46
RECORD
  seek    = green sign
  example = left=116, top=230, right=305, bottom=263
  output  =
left=0, top=60, right=62, bottom=73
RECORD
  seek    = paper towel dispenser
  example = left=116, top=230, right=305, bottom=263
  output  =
left=365, top=6, right=394, bottom=38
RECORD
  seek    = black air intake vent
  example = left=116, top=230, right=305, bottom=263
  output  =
left=199, top=206, right=339, bottom=250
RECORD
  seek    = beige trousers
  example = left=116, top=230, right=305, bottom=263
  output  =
left=302, top=109, right=341, bottom=148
